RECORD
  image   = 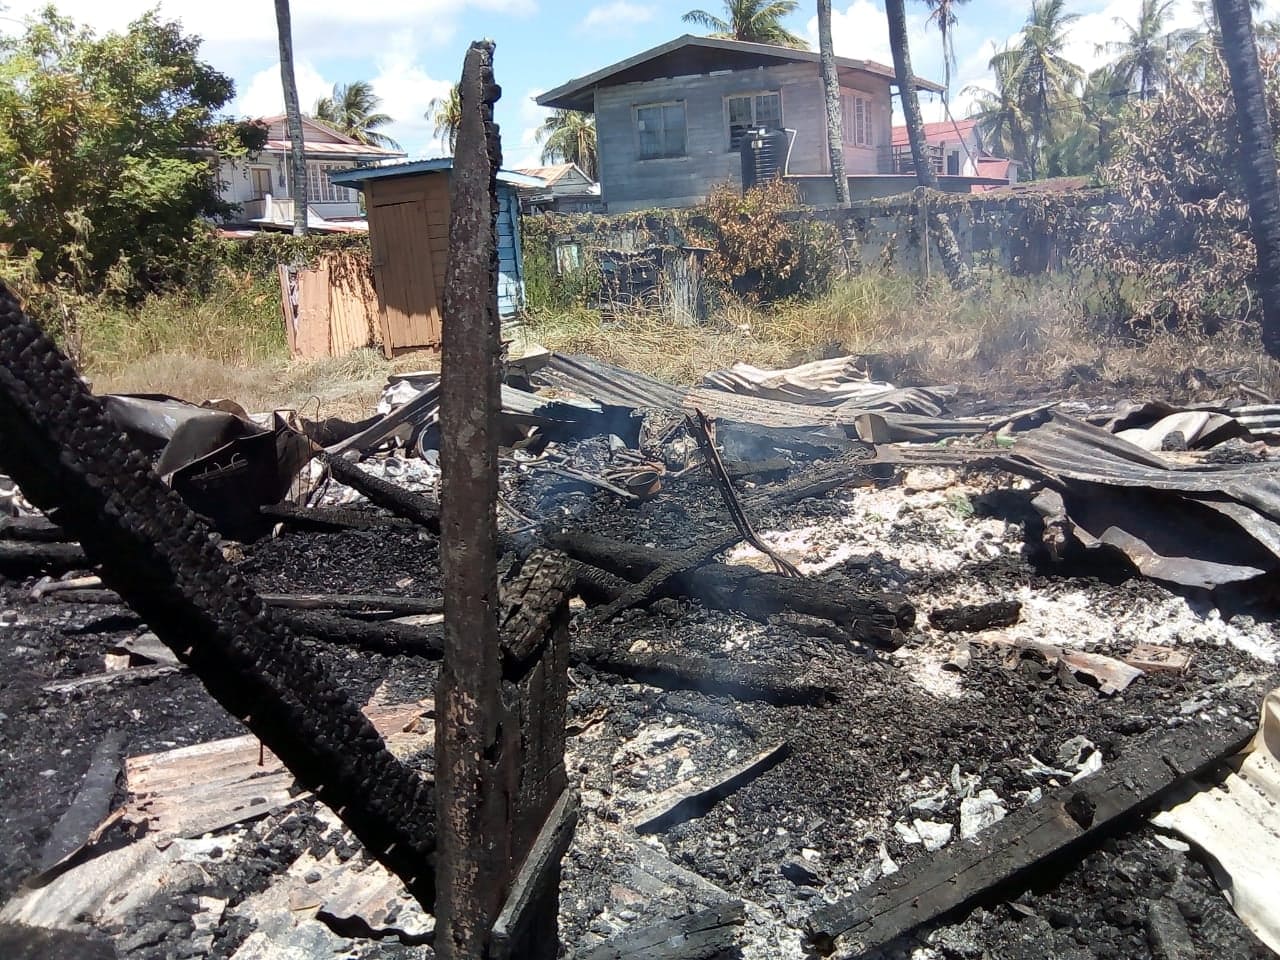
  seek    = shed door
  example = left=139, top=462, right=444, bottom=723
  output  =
left=369, top=198, right=440, bottom=355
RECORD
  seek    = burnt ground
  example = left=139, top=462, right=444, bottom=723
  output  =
left=1, top=438, right=1277, bottom=959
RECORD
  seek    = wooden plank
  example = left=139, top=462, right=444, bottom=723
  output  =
left=633, top=742, right=789, bottom=834
left=576, top=901, right=745, bottom=960
left=490, top=789, right=579, bottom=958
left=325, top=251, right=377, bottom=356
left=279, top=263, right=298, bottom=355
left=804, top=717, right=1257, bottom=957
left=294, top=258, right=332, bottom=359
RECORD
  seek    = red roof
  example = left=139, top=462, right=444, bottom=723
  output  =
left=890, top=118, right=979, bottom=147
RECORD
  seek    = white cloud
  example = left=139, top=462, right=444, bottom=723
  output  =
left=511, top=88, right=552, bottom=169
left=234, top=60, right=333, bottom=119
left=369, top=34, right=453, bottom=156
left=579, top=1, right=655, bottom=34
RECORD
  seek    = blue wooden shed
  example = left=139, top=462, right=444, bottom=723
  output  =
left=330, top=159, right=542, bottom=356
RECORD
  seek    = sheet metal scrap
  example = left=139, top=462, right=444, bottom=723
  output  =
left=1000, top=413, right=1280, bottom=591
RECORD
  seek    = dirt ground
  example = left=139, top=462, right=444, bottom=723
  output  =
left=2, top=402, right=1277, bottom=960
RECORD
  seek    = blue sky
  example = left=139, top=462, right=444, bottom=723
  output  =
left=0, top=0, right=1266, bottom=167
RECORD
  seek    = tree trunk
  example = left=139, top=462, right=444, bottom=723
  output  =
left=885, top=0, right=970, bottom=289
left=818, top=0, right=850, bottom=206
left=274, top=0, right=308, bottom=237
left=1214, top=0, right=1280, bottom=357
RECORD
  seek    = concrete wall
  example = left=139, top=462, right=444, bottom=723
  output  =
left=595, top=62, right=894, bottom=213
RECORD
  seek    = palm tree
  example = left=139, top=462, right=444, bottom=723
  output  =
left=1048, top=64, right=1128, bottom=174
left=926, top=0, right=970, bottom=103
left=426, top=83, right=462, bottom=153
left=682, top=0, right=807, bottom=48
left=1213, top=0, right=1280, bottom=356
left=886, top=0, right=970, bottom=288
left=1104, top=0, right=1180, bottom=99
left=964, top=44, right=1032, bottom=167
left=313, top=81, right=400, bottom=148
left=818, top=0, right=848, bottom=205
left=1014, top=0, right=1084, bottom=178
left=273, top=0, right=307, bottom=236
left=537, top=110, right=599, bottom=180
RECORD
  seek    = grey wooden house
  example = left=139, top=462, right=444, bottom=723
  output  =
left=534, top=35, right=1007, bottom=211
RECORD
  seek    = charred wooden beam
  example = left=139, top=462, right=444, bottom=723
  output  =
left=283, top=609, right=443, bottom=658
left=552, top=531, right=912, bottom=647
left=585, top=457, right=888, bottom=623
left=804, top=716, right=1256, bottom=957
left=578, top=645, right=835, bottom=705
left=321, top=453, right=440, bottom=533
left=928, top=600, right=1022, bottom=633
left=633, top=741, right=790, bottom=834
left=0, top=282, right=439, bottom=907
left=576, top=901, right=746, bottom=960
left=259, top=502, right=417, bottom=533
left=0, top=514, right=70, bottom=542
left=0, top=539, right=89, bottom=576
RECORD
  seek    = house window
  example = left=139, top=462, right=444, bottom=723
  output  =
left=305, top=161, right=355, bottom=203
left=726, top=92, right=782, bottom=150
left=636, top=102, right=686, bottom=160
left=840, top=93, right=873, bottom=147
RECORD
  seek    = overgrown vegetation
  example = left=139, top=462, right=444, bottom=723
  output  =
left=1080, top=48, right=1280, bottom=333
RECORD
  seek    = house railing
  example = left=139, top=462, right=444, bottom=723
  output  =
left=242, top=196, right=296, bottom=222
left=883, top=144, right=945, bottom=176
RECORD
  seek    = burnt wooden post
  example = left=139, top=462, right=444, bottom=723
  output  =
left=435, top=40, right=575, bottom=960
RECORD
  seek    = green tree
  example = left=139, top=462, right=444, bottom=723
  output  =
left=537, top=110, right=599, bottom=180
left=965, top=43, right=1033, bottom=167
left=313, top=81, right=400, bottom=148
left=682, top=0, right=807, bottom=48
left=426, top=83, right=462, bottom=152
left=1013, top=0, right=1084, bottom=178
left=1046, top=64, right=1128, bottom=175
left=1103, top=0, right=1183, bottom=99
left=0, top=8, right=264, bottom=295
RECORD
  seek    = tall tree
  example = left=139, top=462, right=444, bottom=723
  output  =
left=0, top=9, right=264, bottom=297
left=885, top=0, right=970, bottom=288
left=427, top=83, right=462, bottom=152
left=313, top=81, right=400, bottom=148
left=1104, top=0, right=1180, bottom=99
left=536, top=110, right=599, bottom=180
left=817, top=0, right=849, bottom=205
left=1213, top=0, right=1280, bottom=356
left=273, top=0, right=307, bottom=236
left=964, top=44, right=1032, bottom=167
left=1015, top=0, right=1083, bottom=178
left=682, top=0, right=807, bottom=48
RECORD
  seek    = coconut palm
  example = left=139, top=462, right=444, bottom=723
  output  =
left=426, top=84, right=462, bottom=153
left=1014, top=0, right=1084, bottom=178
left=926, top=0, right=971, bottom=102
left=964, top=44, right=1032, bottom=167
left=1103, top=0, right=1183, bottom=99
left=886, top=0, right=970, bottom=288
left=1048, top=64, right=1129, bottom=174
left=682, top=0, right=806, bottom=48
left=818, top=0, right=848, bottom=205
left=273, top=0, right=306, bottom=235
left=537, top=110, right=598, bottom=181
left=1213, top=0, right=1280, bottom=356
left=313, top=81, right=400, bottom=149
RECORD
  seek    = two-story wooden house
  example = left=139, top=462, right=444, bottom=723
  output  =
left=536, top=35, right=1002, bottom=211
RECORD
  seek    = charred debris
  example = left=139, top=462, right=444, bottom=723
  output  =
left=2, top=46, right=1280, bottom=960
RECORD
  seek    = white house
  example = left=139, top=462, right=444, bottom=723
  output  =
left=218, top=116, right=405, bottom=229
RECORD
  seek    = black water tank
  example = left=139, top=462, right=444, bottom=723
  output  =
left=740, top=127, right=789, bottom=191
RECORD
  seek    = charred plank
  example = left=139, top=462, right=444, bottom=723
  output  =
left=0, top=540, right=89, bottom=576
left=321, top=453, right=440, bottom=533
left=804, top=717, right=1256, bottom=957
left=576, top=901, right=745, bottom=960
left=928, top=600, right=1022, bottom=633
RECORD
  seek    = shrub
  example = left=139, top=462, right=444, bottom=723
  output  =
left=695, top=179, right=839, bottom=303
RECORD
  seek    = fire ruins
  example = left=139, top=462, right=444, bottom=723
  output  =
left=1, top=35, right=1280, bottom=960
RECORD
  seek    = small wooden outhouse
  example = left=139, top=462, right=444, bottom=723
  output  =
left=330, top=160, right=542, bottom=356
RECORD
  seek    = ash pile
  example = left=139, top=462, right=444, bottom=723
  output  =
left=3, top=346, right=1280, bottom=960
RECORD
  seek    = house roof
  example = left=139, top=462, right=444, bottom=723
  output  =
left=537, top=34, right=943, bottom=112
left=890, top=118, right=979, bottom=147
left=512, top=162, right=595, bottom=186
left=254, top=115, right=405, bottom=159
left=328, top=157, right=546, bottom=190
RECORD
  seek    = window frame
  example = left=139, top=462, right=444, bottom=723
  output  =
left=634, top=100, right=688, bottom=161
left=840, top=92, right=874, bottom=148
left=724, top=90, right=783, bottom=152
left=305, top=161, right=356, bottom=204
